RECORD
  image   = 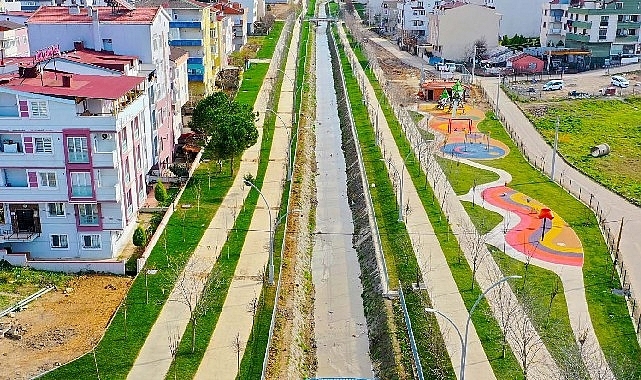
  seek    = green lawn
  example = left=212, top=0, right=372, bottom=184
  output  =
left=461, top=201, right=503, bottom=235
left=436, top=156, right=500, bottom=195
left=255, top=21, right=285, bottom=60
left=342, top=28, right=526, bottom=379
left=524, top=98, right=641, bottom=206
left=0, top=265, right=74, bottom=309
left=477, top=112, right=641, bottom=378
left=353, top=2, right=366, bottom=20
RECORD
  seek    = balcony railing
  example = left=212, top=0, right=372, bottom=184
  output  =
left=169, top=39, right=203, bottom=47
left=71, top=185, right=93, bottom=197
left=566, top=32, right=590, bottom=42
left=615, top=35, right=639, bottom=43
left=92, top=151, right=118, bottom=168
left=618, top=21, right=641, bottom=28
left=96, top=184, right=121, bottom=202
left=572, top=20, right=592, bottom=28
left=68, top=151, right=89, bottom=163
left=79, top=215, right=99, bottom=225
left=169, top=21, right=202, bottom=29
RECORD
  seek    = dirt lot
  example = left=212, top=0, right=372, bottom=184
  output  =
left=0, top=275, right=131, bottom=380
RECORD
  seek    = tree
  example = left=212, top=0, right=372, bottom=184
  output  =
left=189, top=92, right=258, bottom=176
left=132, top=225, right=147, bottom=247
left=154, top=182, right=168, bottom=204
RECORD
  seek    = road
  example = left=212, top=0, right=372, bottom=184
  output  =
left=310, top=12, right=374, bottom=379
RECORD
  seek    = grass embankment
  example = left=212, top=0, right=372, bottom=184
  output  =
left=476, top=112, right=641, bottom=378
left=335, top=26, right=455, bottom=379
left=236, top=21, right=310, bottom=380
left=343, top=31, right=524, bottom=378
left=525, top=98, right=641, bottom=206
left=352, top=2, right=366, bottom=19
left=40, top=25, right=283, bottom=380
left=327, top=0, right=339, bottom=17
left=166, top=25, right=293, bottom=380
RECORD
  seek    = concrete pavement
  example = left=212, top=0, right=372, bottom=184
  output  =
left=193, top=15, right=301, bottom=380
left=126, top=17, right=295, bottom=380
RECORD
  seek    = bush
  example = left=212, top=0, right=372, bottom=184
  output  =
left=132, top=226, right=147, bottom=247
left=169, top=164, right=189, bottom=178
left=154, top=182, right=168, bottom=204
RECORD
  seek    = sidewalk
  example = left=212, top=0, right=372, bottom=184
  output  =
left=193, top=15, right=301, bottom=380
left=126, top=18, right=294, bottom=380
left=336, top=26, right=496, bottom=380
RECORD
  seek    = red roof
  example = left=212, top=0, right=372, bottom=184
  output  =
left=27, top=6, right=161, bottom=24
left=1, top=71, right=145, bottom=99
left=211, top=1, right=244, bottom=15
left=61, top=49, right=139, bottom=72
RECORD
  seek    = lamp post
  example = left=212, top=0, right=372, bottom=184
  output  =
left=244, top=179, right=274, bottom=284
left=266, top=108, right=292, bottom=181
left=495, top=73, right=501, bottom=113
left=425, top=275, right=521, bottom=380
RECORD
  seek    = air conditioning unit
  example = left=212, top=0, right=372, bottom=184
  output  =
left=101, top=133, right=113, bottom=140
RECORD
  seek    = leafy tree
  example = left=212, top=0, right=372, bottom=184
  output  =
left=133, top=225, right=147, bottom=247
left=189, top=92, right=258, bottom=175
left=154, top=182, right=168, bottom=204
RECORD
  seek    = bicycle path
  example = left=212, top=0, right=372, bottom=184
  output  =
left=126, top=19, right=294, bottom=380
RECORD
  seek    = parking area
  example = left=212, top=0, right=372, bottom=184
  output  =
left=504, top=70, right=641, bottom=101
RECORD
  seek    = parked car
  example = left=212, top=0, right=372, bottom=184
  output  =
left=543, top=79, right=564, bottom=91
left=611, top=75, right=630, bottom=88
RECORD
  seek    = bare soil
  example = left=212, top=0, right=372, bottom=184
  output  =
left=0, top=275, right=132, bottom=380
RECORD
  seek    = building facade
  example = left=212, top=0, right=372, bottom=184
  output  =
left=213, top=0, right=247, bottom=52
left=169, top=46, right=189, bottom=144
left=484, top=0, right=549, bottom=38
left=0, top=66, right=149, bottom=263
left=27, top=5, right=175, bottom=173
left=0, top=20, right=29, bottom=58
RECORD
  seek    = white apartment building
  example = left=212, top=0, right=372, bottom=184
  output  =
left=27, top=5, right=175, bottom=175
left=0, top=64, right=149, bottom=269
left=483, top=0, right=548, bottom=38
left=169, top=47, right=189, bottom=143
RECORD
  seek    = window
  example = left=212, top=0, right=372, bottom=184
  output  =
left=120, top=128, right=128, bottom=153
left=96, top=169, right=102, bottom=187
left=30, top=101, right=48, bottom=118
left=50, top=234, right=69, bottom=249
left=616, top=2, right=623, bottom=9
left=38, top=172, right=57, bottom=188
left=124, top=157, right=131, bottom=183
left=71, top=172, right=92, bottom=197
left=78, top=204, right=99, bottom=225
left=0, top=203, right=4, bottom=224
left=34, top=137, right=52, bottom=153
left=599, top=28, right=608, bottom=39
left=81, top=234, right=101, bottom=249
left=67, top=136, right=89, bottom=163
left=47, top=203, right=65, bottom=217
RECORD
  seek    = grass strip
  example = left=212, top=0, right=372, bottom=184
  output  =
left=165, top=25, right=292, bottom=380
left=334, top=26, right=455, bottom=379
left=255, top=21, right=285, bottom=60
left=436, top=156, right=500, bottom=196
left=461, top=201, right=503, bottom=236
left=39, top=28, right=282, bottom=380
left=476, top=112, right=641, bottom=377
left=343, top=32, right=524, bottom=378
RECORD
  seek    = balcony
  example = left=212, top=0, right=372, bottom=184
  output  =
left=0, top=134, right=23, bottom=154
left=169, top=21, right=202, bottom=29
left=0, top=230, right=40, bottom=243
left=550, top=28, right=563, bottom=35
left=618, top=21, right=641, bottom=28
left=187, top=57, right=204, bottom=65
left=93, top=150, right=118, bottom=168
left=572, top=20, right=592, bottom=28
left=188, top=74, right=204, bottom=82
left=0, top=168, right=28, bottom=188
left=96, top=184, right=121, bottom=202
left=169, top=39, right=203, bottom=47
left=71, top=185, right=93, bottom=198
left=68, top=151, right=89, bottom=164
left=566, top=32, right=590, bottom=42
left=615, top=35, right=639, bottom=43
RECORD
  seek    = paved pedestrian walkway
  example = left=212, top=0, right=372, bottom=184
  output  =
left=337, top=26, right=496, bottom=380
left=193, top=15, right=301, bottom=380
left=126, top=18, right=295, bottom=380
left=479, top=77, right=641, bottom=327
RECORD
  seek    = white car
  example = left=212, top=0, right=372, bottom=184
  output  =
left=543, top=80, right=564, bottom=91
left=611, top=75, right=630, bottom=88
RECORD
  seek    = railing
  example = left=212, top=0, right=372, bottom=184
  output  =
left=71, top=186, right=93, bottom=197
left=399, top=285, right=424, bottom=380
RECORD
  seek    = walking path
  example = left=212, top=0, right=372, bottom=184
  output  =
left=479, top=77, right=641, bottom=322
left=127, top=18, right=295, bottom=380
left=193, top=15, right=301, bottom=380
left=336, top=25, right=496, bottom=380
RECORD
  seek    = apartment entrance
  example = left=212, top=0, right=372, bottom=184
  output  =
left=9, top=204, right=41, bottom=234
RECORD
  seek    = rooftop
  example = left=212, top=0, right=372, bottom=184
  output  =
left=27, top=6, right=161, bottom=25
left=61, top=47, right=139, bottom=72
left=1, top=70, right=145, bottom=99
left=0, top=20, right=25, bottom=31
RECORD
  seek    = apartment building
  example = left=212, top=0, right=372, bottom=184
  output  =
left=169, top=47, right=189, bottom=144
left=0, top=20, right=29, bottom=58
left=397, top=0, right=431, bottom=45
left=212, top=0, right=247, bottom=51
left=236, top=0, right=264, bottom=34
left=541, top=0, right=641, bottom=66
left=0, top=59, right=149, bottom=266
left=483, top=0, right=549, bottom=38
left=27, top=5, right=175, bottom=173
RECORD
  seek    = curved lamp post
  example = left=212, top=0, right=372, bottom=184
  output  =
left=266, top=108, right=292, bottom=181
left=382, top=158, right=403, bottom=222
left=244, top=179, right=274, bottom=284
left=425, top=275, right=521, bottom=380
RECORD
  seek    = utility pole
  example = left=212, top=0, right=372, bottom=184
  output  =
left=495, top=73, right=501, bottom=113
left=616, top=217, right=624, bottom=253
left=472, top=44, right=476, bottom=85
left=551, top=117, right=559, bottom=180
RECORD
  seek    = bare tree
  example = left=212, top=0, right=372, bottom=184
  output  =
left=508, top=293, right=547, bottom=379
left=462, top=221, right=487, bottom=290
left=167, top=330, right=180, bottom=380
left=491, top=273, right=520, bottom=359
left=233, top=332, right=242, bottom=373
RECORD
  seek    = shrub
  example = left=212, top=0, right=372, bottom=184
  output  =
left=132, top=226, right=147, bottom=247
left=154, top=182, right=168, bottom=204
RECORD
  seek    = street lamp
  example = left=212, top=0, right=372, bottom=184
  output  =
left=266, top=108, right=292, bottom=181
left=425, top=275, right=521, bottom=380
left=243, top=179, right=274, bottom=284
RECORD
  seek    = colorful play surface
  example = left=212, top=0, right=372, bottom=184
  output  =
left=422, top=103, right=509, bottom=160
left=482, top=186, right=584, bottom=267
